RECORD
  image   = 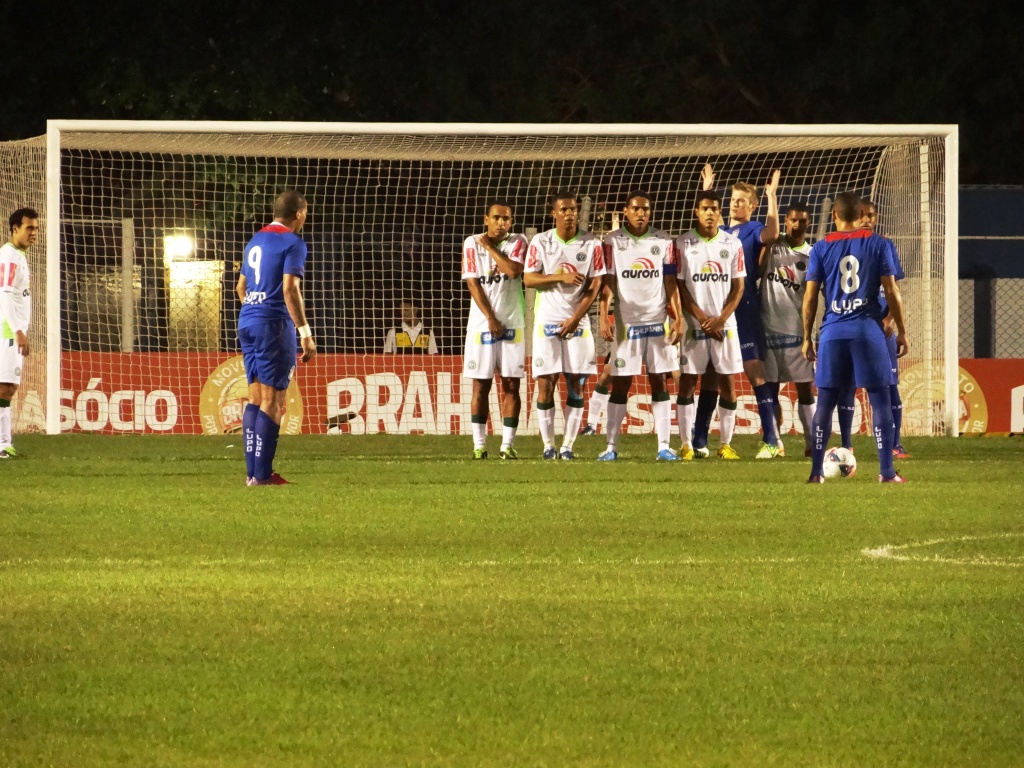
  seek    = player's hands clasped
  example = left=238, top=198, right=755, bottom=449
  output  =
left=487, top=315, right=505, bottom=340
left=700, top=315, right=724, bottom=341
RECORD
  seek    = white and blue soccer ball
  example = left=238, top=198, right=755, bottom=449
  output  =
left=823, top=447, right=857, bottom=478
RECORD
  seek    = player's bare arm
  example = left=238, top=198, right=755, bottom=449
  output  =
left=477, top=235, right=524, bottom=280
left=599, top=277, right=616, bottom=342
left=558, top=275, right=603, bottom=338
left=677, top=279, right=707, bottom=324
left=759, top=170, right=781, bottom=244
left=881, top=274, right=909, bottom=357
left=802, top=279, right=820, bottom=362
left=664, top=274, right=684, bottom=344
left=466, top=277, right=505, bottom=339
left=283, top=273, right=316, bottom=363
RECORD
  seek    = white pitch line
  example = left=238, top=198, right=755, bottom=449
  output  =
left=862, top=533, right=1024, bottom=567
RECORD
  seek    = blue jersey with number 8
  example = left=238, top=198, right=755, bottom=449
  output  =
left=238, top=222, right=308, bottom=327
left=806, top=229, right=897, bottom=337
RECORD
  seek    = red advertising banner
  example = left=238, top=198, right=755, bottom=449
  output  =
left=21, top=353, right=1022, bottom=435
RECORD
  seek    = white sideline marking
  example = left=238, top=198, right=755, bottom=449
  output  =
left=862, top=533, right=1024, bottom=567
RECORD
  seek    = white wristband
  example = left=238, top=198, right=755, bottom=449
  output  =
left=297, top=324, right=312, bottom=339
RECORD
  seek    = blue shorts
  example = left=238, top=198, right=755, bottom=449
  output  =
left=734, top=300, right=766, bottom=363
left=815, top=327, right=891, bottom=389
left=886, top=334, right=899, bottom=385
left=238, top=318, right=296, bottom=390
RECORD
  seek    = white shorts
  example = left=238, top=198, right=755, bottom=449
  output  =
left=531, top=322, right=597, bottom=376
left=680, top=328, right=743, bottom=376
left=0, top=339, right=23, bottom=384
left=764, top=342, right=815, bottom=383
left=463, top=327, right=526, bottom=379
left=610, top=322, right=679, bottom=377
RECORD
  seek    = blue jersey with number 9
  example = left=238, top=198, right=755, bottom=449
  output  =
left=238, top=222, right=308, bottom=327
left=807, top=229, right=897, bottom=338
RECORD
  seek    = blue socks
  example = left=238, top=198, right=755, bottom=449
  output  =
left=809, top=386, right=840, bottom=477
left=253, top=409, right=280, bottom=482
left=243, top=403, right=259, bottom=479
left=753, top=383, right=779, bottom=446
left=692, top=387, right=718, bottom=449
left=837, top=385, right=856, bottom=449
left=890, top=384, right=903, bottom=448
left=867, top=385, right=895, bottom=478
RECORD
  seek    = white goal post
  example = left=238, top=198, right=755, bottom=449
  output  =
left=0, top=121, right=957, bottom=437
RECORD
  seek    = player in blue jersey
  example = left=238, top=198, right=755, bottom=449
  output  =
left=862, top=199, right=910, bottom=457
left=802, top=191, right=908, bottom=483
left=236, top=190, right=317, bottom=486
left=834, top=199, right=908, bottom=456
left=690, top=165, right=782, bottom=459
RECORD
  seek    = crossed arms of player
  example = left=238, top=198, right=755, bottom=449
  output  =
left=465, top=234, right=525, bottom=339
left=678, top=275, right=745, bottom=340
left=235, top=272, right=317, bottom=363
left=800, top=275, right=909, bottom=362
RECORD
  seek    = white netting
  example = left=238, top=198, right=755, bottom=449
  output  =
left=0, top=125, right=952, bottom=436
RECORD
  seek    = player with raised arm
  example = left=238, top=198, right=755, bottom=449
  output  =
left=0, top=208, right=37, bottom=459
left=690, top=166, right=782, bottom=459
left=760, top=202, right=817, bottom=457
left=675, top=190, right=746, bottom=460
left=524, top=190, right=605, bottom=459
left=802, top=191, right=908, bottom=483
left=597, top=191, right=684, bottom=461
left=462, top=199, right=528, bottom=460
left=236, top=190, right=317, bottom=486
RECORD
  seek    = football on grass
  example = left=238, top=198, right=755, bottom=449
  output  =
left=823, top=447, right=857, bottom=478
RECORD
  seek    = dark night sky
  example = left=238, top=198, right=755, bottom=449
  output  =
left=7, top=0, right=1020, bottom=185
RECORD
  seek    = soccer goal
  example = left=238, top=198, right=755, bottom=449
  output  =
left=0, top=121, right=958, bottom=437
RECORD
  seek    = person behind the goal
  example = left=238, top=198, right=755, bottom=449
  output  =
left=523, top=190, right=606, bottom=460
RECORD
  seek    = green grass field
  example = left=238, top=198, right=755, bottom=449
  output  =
left=2, top=433, right=1022, bottom=767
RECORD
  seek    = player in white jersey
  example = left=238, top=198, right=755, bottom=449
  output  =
left=675, top=190, right=745, bottom=460
left=0, top=208, right=37, bottom=459
left=760, top=202, right=817, bottom=457
left=597, top=191, right=683, bottom=461
left=524, top=190, right=605, bottom=460
left=462, top=199, right=528, bottom=460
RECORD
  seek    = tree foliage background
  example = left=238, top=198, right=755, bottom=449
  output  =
left=6, top=0, right=1019, bottom=184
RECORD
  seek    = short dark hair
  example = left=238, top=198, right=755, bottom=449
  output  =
left=832, top=192, right=863, bottom=224
left=695, top=189, right=722, bottom=207
left=548, top=189, right=579, bottom=209
left=485, top=198, right=513, bottom=215
left=9, top=207, right=39, bottom=232
left=273, top=190, right=307, bottom=220
left=624, top=190, right=653, bottom=207
left=787, top=201, right=811, bottom=216
left=861, top=198, right=877, bottom=209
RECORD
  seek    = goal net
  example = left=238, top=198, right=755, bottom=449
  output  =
left=0, top=122, right=958, bottom=437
